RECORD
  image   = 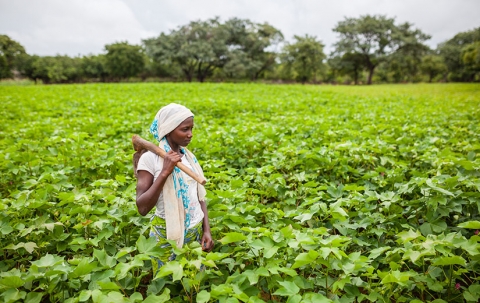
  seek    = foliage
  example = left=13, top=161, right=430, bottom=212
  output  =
left=144, top=18, right=229, bottom=82
left=420, top=55, right=447, bottom=83
left=81, top=54, right=109, bottom=81
left=30, top=55, right=82, bottom=84
left=0, top=35, right=26, bottom=79
left=438, top=27, right=480, bottom=82
left=144, top=18, right=283, bottom=83
left=328, top=53, right=364, bottom=84
left=105, top=42, right=145, bottom=80
left=1, top=83, right=480, bottom=302
left=332, top=15, right=430, bottom=84
left=222, top=18, right=283, bottom=80
left=462, top=42, right=480, bottom=77
left=3, top=20, right=480, bottom=84
left=282, top=35, right=325, bottom=84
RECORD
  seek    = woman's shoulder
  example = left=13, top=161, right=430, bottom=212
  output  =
left=138, top=150, right=161, bottom=166
left=140, top=150, right=157, bottom=159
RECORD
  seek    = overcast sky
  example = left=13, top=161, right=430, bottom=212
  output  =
left=0, top=0, right=479, bottom=56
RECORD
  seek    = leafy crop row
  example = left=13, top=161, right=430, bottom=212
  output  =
left=1, top=83, right=479, bottom=302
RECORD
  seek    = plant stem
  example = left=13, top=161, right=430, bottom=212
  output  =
left=447, top=265, right=453, bottom=299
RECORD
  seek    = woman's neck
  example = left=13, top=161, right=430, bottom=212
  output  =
left=166, top=137, right=181, bottom=154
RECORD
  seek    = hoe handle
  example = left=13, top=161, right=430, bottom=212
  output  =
left=132, top=135, right=206, bottom=185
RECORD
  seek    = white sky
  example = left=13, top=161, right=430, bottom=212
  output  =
left=0, top=0, right=479, bottom=56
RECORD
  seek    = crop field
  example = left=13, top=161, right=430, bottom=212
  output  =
left=1, top=83, right=480, bottom=303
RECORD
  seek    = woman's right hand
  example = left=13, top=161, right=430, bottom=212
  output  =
left=161, top=150, right=182, bottom=176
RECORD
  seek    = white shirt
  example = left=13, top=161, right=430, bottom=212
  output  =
left=137, top=151, right=204, bottom=228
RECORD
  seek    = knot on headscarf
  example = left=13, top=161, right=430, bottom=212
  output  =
left=150, top=103, right=194, bottom=142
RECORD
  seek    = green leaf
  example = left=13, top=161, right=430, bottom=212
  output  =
left=143, top=288, right=171, bottom=303
left=210, top=284, right=233, bottom=298
left=0, top=276, right=24, bottom=288
left=114, top=258, right=143, bottom=280
left=93, top=249, right=116, bottom=268
left=129, top=292, right=143, bottom=302
left=426, top=179, right=455, bottom=196
left=255, top=267, right=270, bottom=277
left=155, top=261, right=183, bottom=282
left=397, top=230, right=422, bottom=243
left=1, top=289, right=26, bottom=303
left=432, top=256, right=466, bottom=266
left=273, top=280, right=300, bottom=296
left=196, top=290, right=210, bottom=303
left=206, top=252, right=231, bottom=261
left=136, top=235, right=157, bottom=253
left=218, top=232, right=246, bottom=244
left=286, top=294, right=302, bottom=303
left=97, top=281, right=121, bottom=290
left=458, top=221, right=480, bottom=229
left=70, top=258, right=98, bottom=278
left=292, top=250, right=319, bottom=269
left=31, top=254, right=64, bottom=268
left=368, top=246, right=391, bottom=260
left=278, top=267, right=298, bottom=277
left=25, top=292, right=44, bottom=303
left=301, top=292, right=333, bottom=303
left=243, top=270, right=259, bottom=285
left=464, top=285, right=480, bottom=302
left=78, top=290, right=92, bottom=302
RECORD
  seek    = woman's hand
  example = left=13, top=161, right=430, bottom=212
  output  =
left=161, top=150, right=182, bottom=176
left=201, top=231, right=214, bottom=252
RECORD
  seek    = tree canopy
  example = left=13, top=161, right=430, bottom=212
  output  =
left=144, top=18, right=229, bottom=82
left=144, top=18, right=283, bottom=82
left=282, top=35, right=325, bottom=84
left=0, top=34, right=26, bottom=78
left=332, top=15, right=430, bottom=84
left=439, top=27, right=480, bottom=81
left=105, top=42, right=145, bottom=80
left=1, top=17, right=479, bottom=84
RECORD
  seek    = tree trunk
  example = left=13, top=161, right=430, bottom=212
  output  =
left=367, top=66, right=375, bottom=85
left=182, top=69, right=192, bottom=82
left=354, top=70, right=359, bottom=85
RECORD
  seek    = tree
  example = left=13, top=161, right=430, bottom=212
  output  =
left=438, top=27, right=480, bottom=81
left=420, top=55, right=447, bottom=82
left=282, top=35, right=325, bottom=84
left=332, top=15, right=430, bottom=84
left=105, top=42, right=145, bottom=80
left=81, top=54, right=108, bottom=81
left=0, top=35, right=26, bottom=78
left=144, top=18, right=229, bottom=82
left=17, top=54, right=39, bottom=83
left=31, top=56, right=81, bottom=84
left=462, top=42, right=480, bottom=77
left=329, top=53, right=365, bottom=84
left=223, top=18, right=283, bottom=80
left=144, top=18, right=283, bottom=82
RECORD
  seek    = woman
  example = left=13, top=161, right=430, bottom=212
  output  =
left=135, top=103, right=214, bottom=276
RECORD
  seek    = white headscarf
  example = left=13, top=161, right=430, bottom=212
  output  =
left=150, top=103, right=194, bottom=142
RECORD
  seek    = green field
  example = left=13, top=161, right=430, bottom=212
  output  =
left=1, top=83, right=480, bottom=303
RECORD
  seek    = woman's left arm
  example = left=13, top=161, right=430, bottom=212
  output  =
left=199, top=200, right=214, bottom=252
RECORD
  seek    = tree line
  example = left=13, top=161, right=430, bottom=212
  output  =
left=1, top=15, right=479, bottom=84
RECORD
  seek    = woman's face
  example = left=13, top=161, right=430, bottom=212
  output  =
left=169, top=117, right=194, bottom=147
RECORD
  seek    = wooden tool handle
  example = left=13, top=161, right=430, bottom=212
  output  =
left=132, top=135, right=207, bottom=185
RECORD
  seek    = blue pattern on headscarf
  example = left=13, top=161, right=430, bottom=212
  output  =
left=150, top=119, right=160, bottom=142
left=160, top=137, right=191, bottom=234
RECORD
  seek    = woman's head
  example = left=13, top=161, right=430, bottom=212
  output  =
left=150, top=103, right=194, bottom=145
